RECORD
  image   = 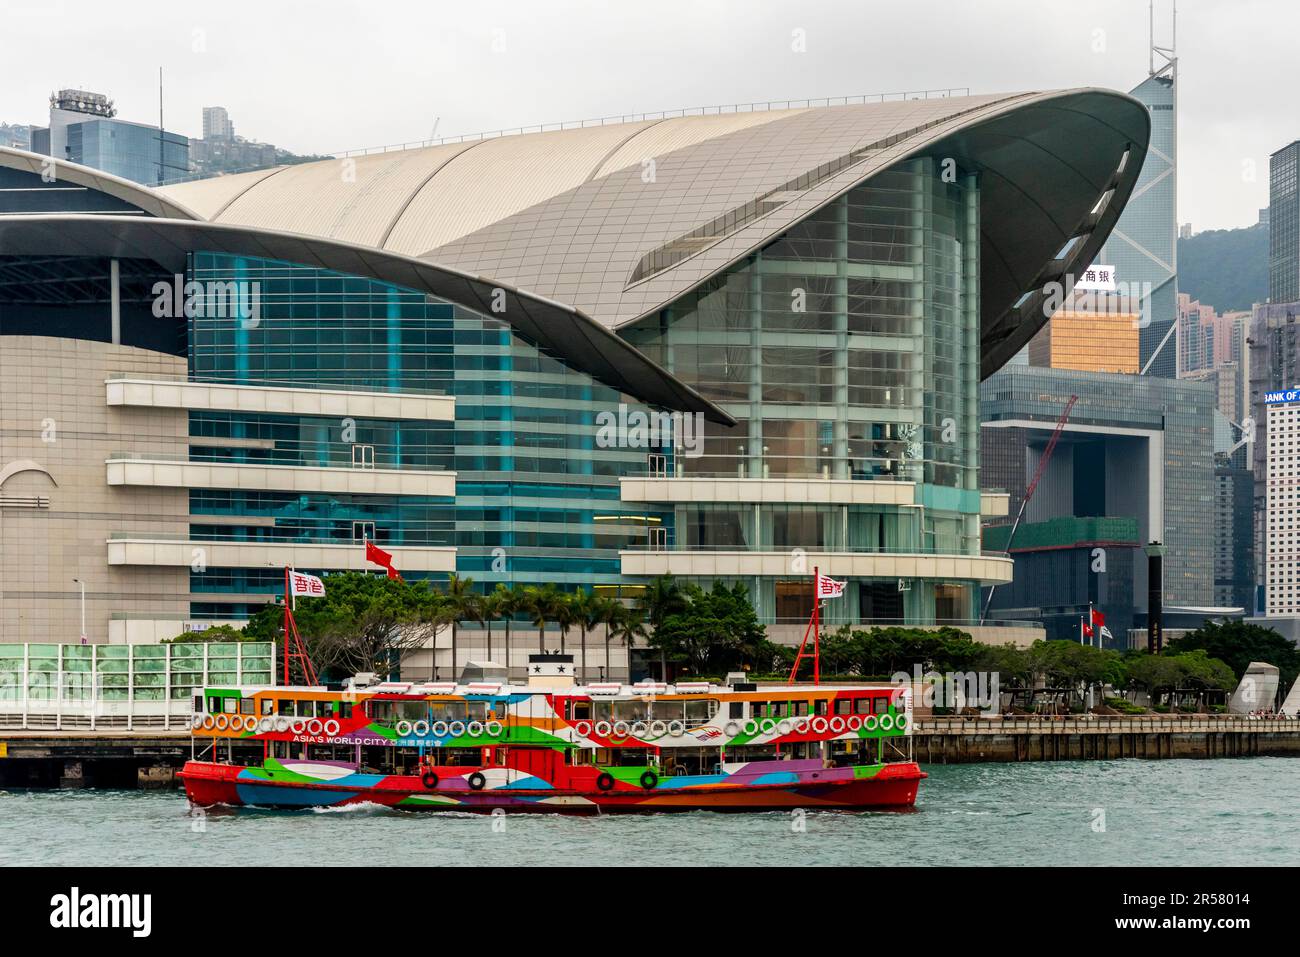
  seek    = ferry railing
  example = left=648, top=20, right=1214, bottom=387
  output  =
left=914, top=714, right=1300, bottom=734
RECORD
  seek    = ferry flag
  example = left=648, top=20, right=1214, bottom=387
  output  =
left=366, top=539, right=403, bottom=580
left=816, top=573, right=846, bottom=599
left=288, top=571, right=326, bottom=597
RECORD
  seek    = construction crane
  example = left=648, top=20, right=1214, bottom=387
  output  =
left=980, top=394, right=1078, bottom=623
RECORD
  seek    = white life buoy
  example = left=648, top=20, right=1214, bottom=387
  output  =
left=759, top=718, right=777, bottom=736
left=215, top=714, right=230, bottom=731
left=485, top=720, right=504, bottom=737
left=595, top=721, right=612, bottom=737
left=776, top=719, right=793, bottom=737
left=864, top=714, right=879, bottom=732
left=448, top=721, right=466, bottom=738
left=667, top=720, right=686, bottom=737
left=412, top=720, right=430, bottom=737
left=744, top=720, right=759, bottom=736
left=896, top=715, right=907, bottom=729
left=257, top=717, right=274, bottom=734
left=467, top=720, right=484, bottom=737
left=243, top=715, right=259, bottom=732
left=811, top=716, right=829, bottom=734
left=879, top=713, right=895, bottom=731
left=274, top=716, right=290, bottom=733
left=431, top=720, right=449, bottom=738
left=395, top=720, right=413, bottom=736
left=612, top=721, right=631, bottom=739
left=723, top=721, right=741, bottom=738
left=848, top=715, right=863, bottom=732
left=574, top=721, right=593, bottom=737
left=324, top=719, right=340, bottom=736
left=307, top=719, right=324, bottom=736
left=794, top=717, right=811, bottom=734
left=290, top=720, right=306, bottom=735
left=830, top=716, right=846, bottom=734
left=649, top=720, right=668, bottom=738
left=200, top=715, right=215, bottom=731
left=631, top=721, right=648, bottom=738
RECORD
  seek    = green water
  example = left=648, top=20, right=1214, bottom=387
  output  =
left=2, top=758, right=1295, bottom=866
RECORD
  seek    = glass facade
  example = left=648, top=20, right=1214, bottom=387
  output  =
left=1270, top=140, right=1299, bottom=304
left=62, top=119, right=190, bottom=187
left=623, top=159, right=986, bottom=624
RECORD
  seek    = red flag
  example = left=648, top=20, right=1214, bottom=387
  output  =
left=365, top=540, right=402, bottom=580
left=1091, top=608, right=1106, bottom=627
left=1082, top=622, right=1093, bottom=638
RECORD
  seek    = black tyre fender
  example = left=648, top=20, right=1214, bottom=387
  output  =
left=596, top=772, right=616, bottom=791
left=467, top=771, right=487, bottom=791
left=420, top=770, right=439, bottom=790
left=639, top=770, right=659, bottom=790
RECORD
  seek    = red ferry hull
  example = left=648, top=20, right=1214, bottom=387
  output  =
left=179, top=759, right=924, bottom=814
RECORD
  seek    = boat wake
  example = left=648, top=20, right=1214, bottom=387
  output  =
left=311, top=801, right=397, bottom=816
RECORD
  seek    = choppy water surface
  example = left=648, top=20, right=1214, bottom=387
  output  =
left=2, top=758, right=1295, bottom=866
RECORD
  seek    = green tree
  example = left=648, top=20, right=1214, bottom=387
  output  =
left=649, top=580, right=769, bottom=676
left=442, top=573, right=482, bottom=679
left=492, top=583, right=527, bottom=673
left=606, top=603, right=647, bottom=679
left=165, top=623, right=252, bottom=643
left=1167, top=620, right=1300, bottom=692
left=523, top=583, right=566, bottom=653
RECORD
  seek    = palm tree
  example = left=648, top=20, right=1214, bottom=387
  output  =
left=444, top=573, right=481, bottom=681
left=479, top=590, right=501, bottom=663
left=569, top=588, right=599, bottom=683
left=524, top=583, right=565, bottom=653
left=493, top=583, right=526, bottom=676
left=636, top=575, right=686, bottom=680
left=607, top=603, right=647, bottom=682
left=591, top=594, right=622, bottom=680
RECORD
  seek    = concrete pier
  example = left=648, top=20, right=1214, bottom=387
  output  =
left=915, top=715, right=1300, bottom=764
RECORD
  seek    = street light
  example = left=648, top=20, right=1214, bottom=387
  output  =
left=71, top=578, right=86, bottom=644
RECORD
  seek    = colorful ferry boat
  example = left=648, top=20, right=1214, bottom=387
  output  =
left=180, top=655, right=924, bottom=813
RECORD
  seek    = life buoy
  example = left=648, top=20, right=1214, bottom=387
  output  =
left=259, top=717, right=275, bottom=734
left=896, top=715, right=907, bottom=729
left=215, top=714, right=230, bottom=731
left=485, top=720, right=504, bottom=737
left=759, top=718, right=777, bottom=736
left=879, top=714, right=895, bottom=731
left=631, top=721, right=649, bottom=738
left=290, top=720, right=306, bottom=735
left=776, top=719, right=793, bottom=737
left=307, top=719, right=324, bottom=736
left=467, top=772, right=486, bottom=791
left=412, top=720, right=430, bottom=737
left=639, top=770, right=658, bottom=790
left=829, top=716, right=846, bottom=734
left=848, top=715, right=863, bottom=731
left=596, top=772, right=616, bottom=791
left=448, top=721, right=466, bottom=738
left=595, top=721, right=612, bottom=737
left=667, top=720, right=685, bottom=737
left=274, top=716, right=290, bottom=733
left=421, top=770, right=439, bottom=790
left=744, top=720, right=759, bottom=736
left=243, top=715, right=259, bottom=732
left=324, top=719, right=340, bottom=736
left=724, top=721, right=741, bottom=738
left=467, top=720, right=484, bottom=737
left=649, top=720, right=668, bottom=738
left=612, top=721, right=630, bottom=739
left=811, top=716, right=829, bottom=734
left=201, top=715, right=215, bottom=731
left=794, top=717, right=811, bottom=734
left=864, top=714, right=879, bottom=731
left=431, top=720, right=449, bottom=738
left=574, top=721, right=593, bottom=737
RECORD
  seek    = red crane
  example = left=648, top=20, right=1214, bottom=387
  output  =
left=980, top=394, right=1078, bottom=623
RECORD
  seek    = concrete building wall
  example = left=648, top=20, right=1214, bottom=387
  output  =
left=0, top=336, right=189, bottom=643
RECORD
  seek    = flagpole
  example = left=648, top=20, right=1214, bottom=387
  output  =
left=813, top=566, right=820, bottom=686
left=283, top=565, right=291, bottom=686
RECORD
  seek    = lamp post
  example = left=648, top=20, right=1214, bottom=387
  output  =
left=71, top=578, right=86, bottom=644
left=1144, top=542, right=1166, bottom=655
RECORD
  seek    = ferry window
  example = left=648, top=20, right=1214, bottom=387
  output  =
left=301, top=700, right=317, bottom=718
left=222, top=698, right=237, bottom=714
left=276, top=699, right=292, bottom=716
left=894, top=696, right=905, bottom=712
left=573, top=701, right=592, bottom=720
left=261, top=699, right=274, bottom=716
left=341, top=702, right=353, bottom=719
left=613, top=700, right=650, bottom=722
left=774, top=701, right=788, bottom=718
left=814, top=699, right=827, bottom=716
left=193, top=695, right=204, bottom=713
left=206, top=695, right=220, bottom=713
left=835, top=699, right=852, bottom=716
left=429, top=701, right=468, bottom=721
left=728, top=701, right=743, bottom=719
left=795, top=700, right=809, bottom=717
left=239, top=698, right=255, bottom=715
left=684, top=699, right=716, bottom=723
left=872, top=697, right=889, bottom=714
left=855, top=698, right=871, bottom=715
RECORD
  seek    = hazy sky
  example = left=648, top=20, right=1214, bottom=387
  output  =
left=3, top=0, right=1292, bottom=231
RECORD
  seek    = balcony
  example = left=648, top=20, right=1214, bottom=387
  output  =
left=106, top=536, right=457, bottom=573
left=106, top=455, right=455, bottom=498
left=105, top=374, right=454, bottom=422
left=620, top=475, right=917, bottom=506
left=619, top=547, right=1013, bottom=584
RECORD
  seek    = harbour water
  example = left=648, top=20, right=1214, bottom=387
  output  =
left=2, top=758, right=1296, bottom=867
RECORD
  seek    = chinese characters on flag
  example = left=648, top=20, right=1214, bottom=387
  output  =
left=288, top=571, right=326, bottom=597
left=816, top=573, right=846, bottom=599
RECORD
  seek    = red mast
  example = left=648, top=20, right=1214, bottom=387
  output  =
left=787, top=565, right=822, bottom=685
left=281, top=566, right=318, bottom=687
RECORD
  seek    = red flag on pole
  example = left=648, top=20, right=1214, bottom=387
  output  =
left=365, top=539, right=403, bottom=580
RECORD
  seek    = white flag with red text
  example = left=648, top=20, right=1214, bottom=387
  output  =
left=816, top=573, right=846, bottom=599
left=288, top=571, right=326, bottom=597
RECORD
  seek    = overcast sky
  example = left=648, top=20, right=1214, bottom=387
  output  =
left=3, top=0, right=1291, bottom=231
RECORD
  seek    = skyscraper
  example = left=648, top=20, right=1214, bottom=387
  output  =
left=1270, top=140, right=1300, bottom=304
left=202, top=106, right=234, bottom=142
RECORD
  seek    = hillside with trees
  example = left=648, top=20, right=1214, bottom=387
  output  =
left=1177, top=222, right=1268, bottom=312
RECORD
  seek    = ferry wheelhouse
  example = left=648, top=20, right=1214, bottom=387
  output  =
left=180, top=654, right=924, bottom=813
